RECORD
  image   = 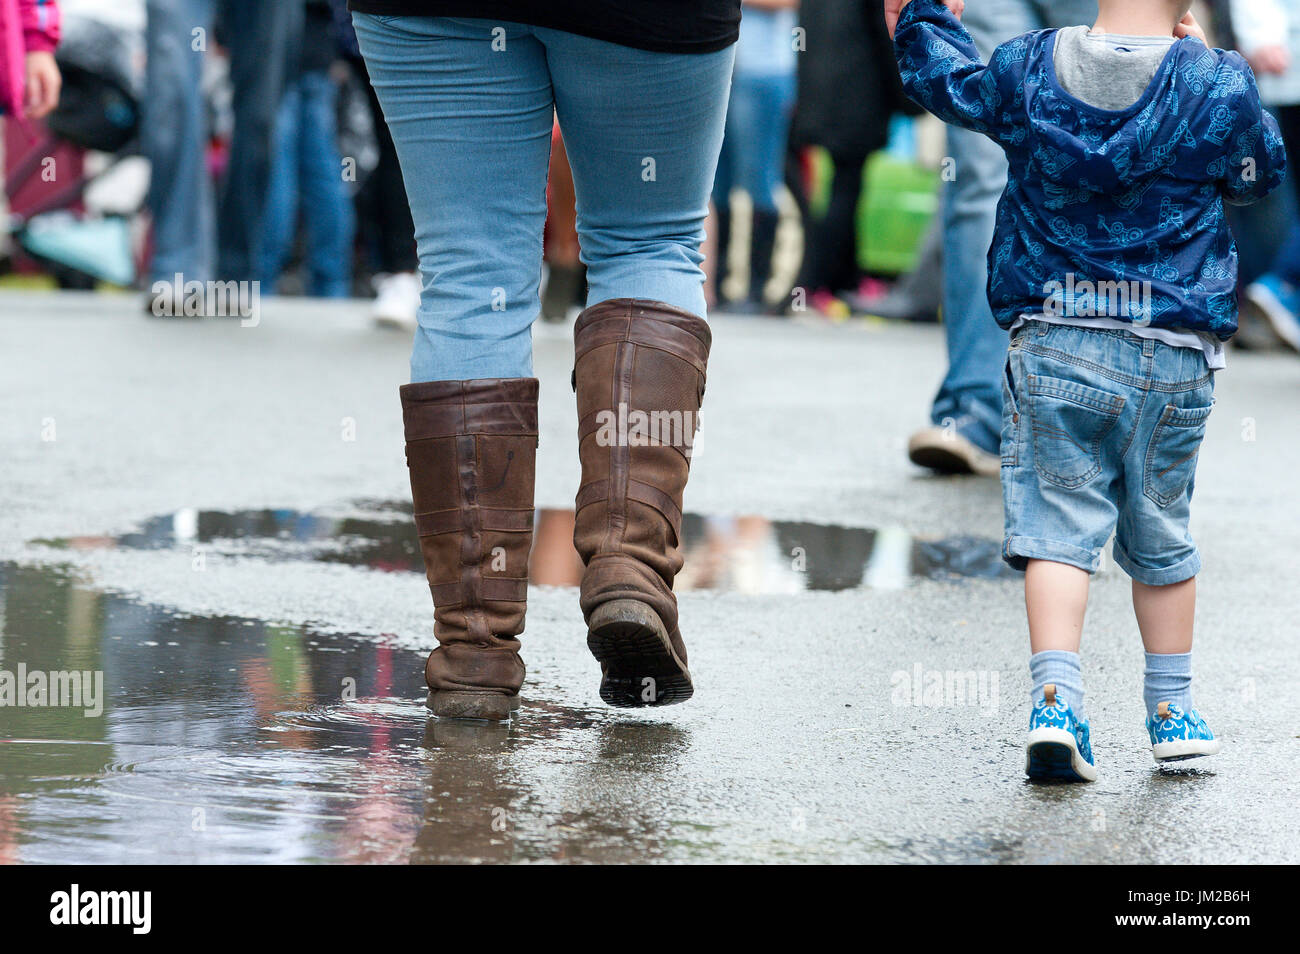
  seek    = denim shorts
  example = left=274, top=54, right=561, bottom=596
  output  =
left=1000, top=322, right=1216, bottom=585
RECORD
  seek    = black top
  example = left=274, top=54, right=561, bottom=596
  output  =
left=345, top=1, right=741, bottom=53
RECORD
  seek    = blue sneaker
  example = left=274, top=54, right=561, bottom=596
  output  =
left=1245, top=274, right=1300, bottom=352
left=1025, top=684, right=1097, bottom=782
left=1147, top=702, right=1221, bottom=762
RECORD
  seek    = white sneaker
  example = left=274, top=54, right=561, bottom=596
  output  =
left=907, top=422, right=1001, bottom=477
left=1244, top=276, right=1300, bottom=352
left=372, top=271, right=421, bottom=331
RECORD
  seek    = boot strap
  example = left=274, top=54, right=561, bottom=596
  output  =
left=414, top=507, right=534, bottom=536
left=575, top=478, right=683, bottom=542
left=429, top=577, right=528, bottom=604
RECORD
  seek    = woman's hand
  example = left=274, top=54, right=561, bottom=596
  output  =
left=24, top=51, right=61, bottom=120
left=1173, top=12, right=1207, bottom=46
left=1245, top=43, right=1290, bottom=75
left=885, top=0, right=965, bottom=41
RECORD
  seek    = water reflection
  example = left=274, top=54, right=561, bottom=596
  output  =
left=37, top=502, right=1019, bottom=592
left=0, top=562, right=695, bottom=863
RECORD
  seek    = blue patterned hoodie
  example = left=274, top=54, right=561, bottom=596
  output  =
left=894, top=0, right=1287, bottom=339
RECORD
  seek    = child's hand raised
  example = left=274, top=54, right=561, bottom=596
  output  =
left=24, top=52, right=61, bottom=121
left=884, top=0, right=966, bottom=41
left=1174, top=12, right=1207, bottom=45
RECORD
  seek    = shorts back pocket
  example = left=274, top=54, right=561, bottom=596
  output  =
left=1027, top=374, right=1124, bottom=489
left=1144, top=402, right=1213, bottom=508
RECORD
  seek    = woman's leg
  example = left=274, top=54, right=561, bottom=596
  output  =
left=543, top=32, right=734, bottom=706
left=544, top=32, right=734, bottom=314
left=735, top=71, right=795, bottom=306
left=297, top=70, right=355, bottom=298
left=354, top=14, right=554, bottom=382
left=258, top=80, right=303, bottom=291
left=709, top=111, right=737, bottom=306
left=353, top=14, right=553, bottom=719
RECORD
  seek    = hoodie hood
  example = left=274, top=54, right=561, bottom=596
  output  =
left=1020, top=32, right=1237, bottom=198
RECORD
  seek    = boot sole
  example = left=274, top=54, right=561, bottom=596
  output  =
left=586, top=599, right=693, bottom=707
left=426, top=690, right=520, bottom=722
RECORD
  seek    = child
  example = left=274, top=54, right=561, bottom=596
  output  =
left=889, top=0, right=1287, bottom=781
left=0, top=0, right=59, bottom=262
left=0, top=0, right=59, bottom=121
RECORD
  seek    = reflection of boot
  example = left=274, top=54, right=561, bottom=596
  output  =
left=401, top=378, right=538, bottom=720
left=572, top=300, right=710, bottom=707
left=414, top=719, right=517, bottom=864
left=742, top=208, right=779, bottom=312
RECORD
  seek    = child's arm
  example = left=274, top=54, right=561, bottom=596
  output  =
left=891, top=0, right=1023, bottom=142
left=18, top=0, right=61, bottom=120
left=1216, top=55, right=1288, bottom=205
left=18, top=0, right=61, bottom=54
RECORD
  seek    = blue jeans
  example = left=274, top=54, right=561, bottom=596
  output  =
left=144, top=0, right=301, bottom=283
left=261, top=71, right=356, bottom=298
left=352, top=15, right=735, bottom=382
left=934, top=0, right=1098, bottom=448
left=1001, top=323, right=1214, bottom=586
left=713, top=70, right=796, bottom=214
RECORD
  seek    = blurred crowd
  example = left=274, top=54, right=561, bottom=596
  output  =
left=0, top=0, right=1298, bottom=354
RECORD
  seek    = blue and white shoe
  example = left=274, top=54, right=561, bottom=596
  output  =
left=1026, top=684, right=1097, bottom=782
left=1147, top=702, right=1221, bottom=762
left=1245, top=274, right=1300, bottom=352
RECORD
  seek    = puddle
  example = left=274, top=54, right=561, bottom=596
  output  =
left=36, top=502, right=1018, bottom=591
left=0, top=561, right=692, bottom=863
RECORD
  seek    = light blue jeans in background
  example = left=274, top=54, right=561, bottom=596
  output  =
left=712, top=70, right=797, bottom=215
left=351, top=15, right=735, bottom=382
left=934, top=0, right=1097, bottom=452
left=144, top=0, right=302, bottom=284
left=260, top=70, right=356, bottom=298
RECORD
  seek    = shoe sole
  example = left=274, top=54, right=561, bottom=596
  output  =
left=1152, top=738, right=1221, bottom=762
left=1245, top=283, right=1300, bottom=352
left=374, top=314, right=418, bottom=331
left=586, top=598, right=693, bottom=708
left=426, top=690, right=520, bottom=721
left=908, top=430, right=1001, bottom=477
left=1026, top=727, right=1097, bottom=782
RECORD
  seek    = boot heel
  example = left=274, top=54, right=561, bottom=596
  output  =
left=586, top=599, right=693, bottom=707
left=427, top=690, right=521, bottom=721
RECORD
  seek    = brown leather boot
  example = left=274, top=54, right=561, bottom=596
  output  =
left=572, top=299, right=711, bottom=707
left=401, top=378, right=538, bottom=720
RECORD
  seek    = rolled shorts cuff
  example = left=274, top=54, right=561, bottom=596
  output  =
left=1002, top=535, right=1100, bottom=574
left=1112, top=541, right=1201, bottom=586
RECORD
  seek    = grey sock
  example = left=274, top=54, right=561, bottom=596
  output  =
left=1030, top=650, right=1085, bottom=721
left=1143, top=651, right=1193, bottom=717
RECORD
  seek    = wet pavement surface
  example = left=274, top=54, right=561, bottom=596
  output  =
left=36, top=501, right=1019, bottom=591
left=2, top=292, right=1298, bottom=863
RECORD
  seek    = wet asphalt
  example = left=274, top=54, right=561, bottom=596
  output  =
left=1, top=290, right=1298, bottom=863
